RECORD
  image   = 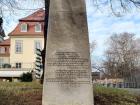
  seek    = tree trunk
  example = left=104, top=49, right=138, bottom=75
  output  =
left=41, top=0, right=50, bottom=84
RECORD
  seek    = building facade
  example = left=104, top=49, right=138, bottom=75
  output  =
left=9, top=9, right=44, bottom=69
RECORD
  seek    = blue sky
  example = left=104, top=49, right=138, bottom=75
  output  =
left=86, top=0, right=140, bottom=62
left=3, top=0, right=140, bottom=62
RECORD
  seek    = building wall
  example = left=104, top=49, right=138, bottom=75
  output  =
left=10, top=36, right=44, bottom=69
left=0, top=45, right=10, bottom=66
left=0, top=57, right=10, bottom=65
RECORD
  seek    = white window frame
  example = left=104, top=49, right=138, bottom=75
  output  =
left=35, top=23, right=41, bottom=32
left=21, top=23, right=27, bottom=32
left=15, top=40, right=23, bottom=54
left=34, top=40, right=42, bottom=53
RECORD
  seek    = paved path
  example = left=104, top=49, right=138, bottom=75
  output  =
left=0, top=68, right=32, bottom=77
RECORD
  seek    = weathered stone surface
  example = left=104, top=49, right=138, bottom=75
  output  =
left=42, top=0, right=94, bottom=105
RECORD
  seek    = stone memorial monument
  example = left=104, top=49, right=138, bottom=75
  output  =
left=42, top=0, right=94, bottom=105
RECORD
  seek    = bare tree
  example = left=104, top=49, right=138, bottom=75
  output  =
left=93, top=0, right=140, bottom=16
left=0, top=0, right=44, bottom=15
left=0, top=0, right=18, bottom=15
left=104, top=33, right=140, bottom=79
left=0, top=17, right=5, bottom=41
left=90, top=40, right=96, bottom=55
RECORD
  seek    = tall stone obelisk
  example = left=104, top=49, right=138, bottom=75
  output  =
left=42, top=0, right=94, bottom=105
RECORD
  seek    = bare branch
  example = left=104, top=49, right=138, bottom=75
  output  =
left=93, top=0, right=140, bottom=16
left=104, top=32, right=140, bottom=79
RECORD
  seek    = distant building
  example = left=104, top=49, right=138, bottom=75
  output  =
left=0, top=39, right=10, bottom=67
left=94, top=78, right=124, bottom=88
left=92, top=72, right=101, bottom=81
left=9, top=9, right=44, bottom=69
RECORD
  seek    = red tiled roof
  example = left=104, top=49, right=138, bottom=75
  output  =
left=0, top=39, right=10, bottom=46
left=9, top=22, right=44, bottom=36
left=19, top=8, right=45, bottom=22
left=9, top=9, right=45, bottom=36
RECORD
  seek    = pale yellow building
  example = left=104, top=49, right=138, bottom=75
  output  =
left=9, top=9, right=44, bottom=69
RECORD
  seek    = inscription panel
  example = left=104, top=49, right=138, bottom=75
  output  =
left=46, top=52, right=91, bottom=84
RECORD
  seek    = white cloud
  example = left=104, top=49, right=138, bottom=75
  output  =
left=86, top=1, right=140, bottom=62
left=110, top=21, right=137, bottom=33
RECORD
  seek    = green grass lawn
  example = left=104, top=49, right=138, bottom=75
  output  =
left=0, top=82, right=139, bottom=105
left=0, top=82, right=42, bottom=105
left=94, top=85, right=140, bottom=105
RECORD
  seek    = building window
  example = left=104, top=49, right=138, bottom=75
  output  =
left=15, top=63, right=22, bottom=68
left=0, top=47, right=5, bottom=54
left=21, top=23, right=27, bottom=32
left=6, top=47, right=10, bottom=54
left=15, top=40, right=23, bottom=53
left=34, top=40, right=42, bottom=53
left=0, top=58, right=4, bottom=68
left=35, top=23, right=41, bottom=32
